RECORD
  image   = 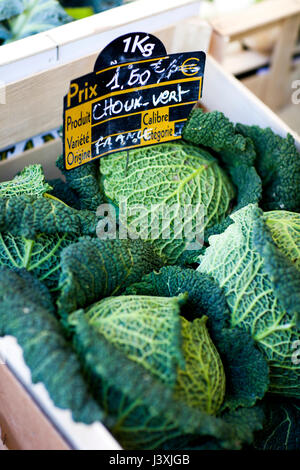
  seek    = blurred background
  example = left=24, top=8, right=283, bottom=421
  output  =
left=201, top=0, right=300, bottom=134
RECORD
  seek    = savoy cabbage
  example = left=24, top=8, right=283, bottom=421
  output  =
left=126, top=265, right=270, bottom=411
left=1, top=105, right=300, bottom=450
left=0, top=165, right=101, bottom=291
left=60, top=109, right=264, bottom=260
left=69, top=295, right=262, bottom=449
left=198, top=204, right=300, bottom=398
left=100, top=142, right=235, bottom=263
left=71, top=309, right=237, bottom=450
left=84, top=294, right=186, bottom=386
left=83, top=294, right=225, bottom=415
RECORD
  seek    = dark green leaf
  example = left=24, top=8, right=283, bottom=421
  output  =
left=0, top=195, right=99, bottom=239
left=70, top=310, right=246, bottom=450
left=126, top=266, right=269, bottom=410
left=58, top=237, right=164, bottom=317
left=254, top=397, right=300, bottom=450
left=56, top=155, right=104, bottom=211
left=0, top=267, right=104, bottom=424
left=236, top=124, right=300, bottom=212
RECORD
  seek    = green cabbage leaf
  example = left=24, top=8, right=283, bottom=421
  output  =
left=100, top=142, right=235, bottom=263
left=0, top=232, right=75, bottom=291
left=57, top=237, right=164, bottom=317
left=0, top=195, right=98, bottom=239
left=174, top=316, right=226, bottom=414
left=198, top=204, right=300, bottom=398
left=126, top=265, right=269, bottom=410
left=264, top=210, right=300, bottom=272
left=0, top=164, right=52, bottom=199
left=70, top=309, right=261, bottom=450
left=182, top=109, right=262, bottom=238
left=0, top=267, right=104, bottom=424
left=84, top=294, right=185, bottom=385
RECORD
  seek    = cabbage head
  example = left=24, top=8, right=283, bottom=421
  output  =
left=74, top=294, right=226, bottom=415
left=100, top=142, right=235, bottom=263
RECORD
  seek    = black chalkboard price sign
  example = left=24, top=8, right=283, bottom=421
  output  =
left=63, top=32, right=206, bottom=170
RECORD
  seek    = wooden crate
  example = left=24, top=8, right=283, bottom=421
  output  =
left=0, top=363, right=69, bottom=450
left=208, top=0, right=300, bottom=111
left=0, top=0, right=299, bottom=451
left=0, top=337, right=121, bottom=450
left=0, top=0, right=201, bottom=151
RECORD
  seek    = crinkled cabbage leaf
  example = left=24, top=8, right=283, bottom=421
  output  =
left=182, top=109, right=262, bottom=238
left=84, top=294, right=185, bottom=385
left=126, top=265, right=269, bottom=410
left=174, top=316, right=226, bottom=414
left=264, top=210, right=300, bottom=272
left=0, top=267, right=104, bottom=424
left=198, top=204, right=300, bottom=398
left=100, top=142, right=235, bottom=263
left=236, top=124, right=300, bottom=212
left=70, top=309, right=261, bottom=450
left=56, top=155, right=104, bottom=211
left=0, top=164, right=52, bottom=199
left=0, top=232, right=75, bottom=291
left=0, top=195, right=98, bottom=239
left=57, top=237, right=164, bottom=317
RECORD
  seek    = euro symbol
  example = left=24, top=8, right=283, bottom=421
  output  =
left=180, top=58, right=200, bottom=76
